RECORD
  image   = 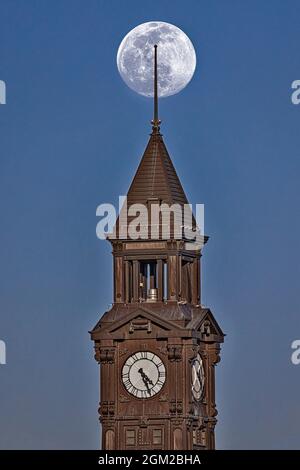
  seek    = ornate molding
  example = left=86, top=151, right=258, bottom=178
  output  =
left=204, top=417, right=217, bottom=429
left=207, top=344, right=221, bottom=366
left=158, top=392, right=169, bottom=402
left=139, top=417, right=149, bottom=428
left=156, top=345, right=168, bottom=356
left=171, top=418, right=183, bottom=426
left=166, top=240, right=178, bottom=250
left=96, top=347, right=115, bottom=364
left=212, top=405, right=218, bottom=417
left=129, top=319, right=151, bottom=334
left=170, top=399, right=183, bottom=415
left=187, top=345, right=198, bottom=363
left=111, top=241, right=123, bottom=252
left=168, top=346, right=182, bottom=362
left=99, top=400, right=115, bottom=416
left=100, top=418, right=115, bottom=427
left=118, top=348, right=129, bottom=357
left=201, top=320, right=211, bottom=338
left=119, top=393, right=130, bottom=403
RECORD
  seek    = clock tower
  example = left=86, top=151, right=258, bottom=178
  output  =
left=90, top=46, right=224, bottom=450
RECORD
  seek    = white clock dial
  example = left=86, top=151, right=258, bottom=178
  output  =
left=191, top=353, right=205, bottom=401
left=122, top=351, right=166, bottom=399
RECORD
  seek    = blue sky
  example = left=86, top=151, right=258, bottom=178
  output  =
left=0, top=0, right=300, bottom=449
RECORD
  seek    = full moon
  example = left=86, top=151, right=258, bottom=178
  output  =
left=117, top=21, right=196, bottom=98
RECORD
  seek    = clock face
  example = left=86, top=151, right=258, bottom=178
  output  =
left=191, top=353, right=205, bottom=401
left=122, top=351, right=166, bottom=399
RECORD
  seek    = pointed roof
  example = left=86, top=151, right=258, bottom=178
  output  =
left=126, top=130, right=189, bottom=207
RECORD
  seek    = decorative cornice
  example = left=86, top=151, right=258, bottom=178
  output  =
left=95, top=347, right=115, bottom=364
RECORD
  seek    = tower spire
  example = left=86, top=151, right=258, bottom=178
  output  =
left=151, top=44, right=161, bottom=133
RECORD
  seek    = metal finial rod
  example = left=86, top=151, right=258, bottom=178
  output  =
left=152, top=44, right=161, bottom=132
left=154, top=44, right=158, bottom=124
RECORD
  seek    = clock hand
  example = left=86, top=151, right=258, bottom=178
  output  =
left=146, top=376, right=154, bottom=386
left=138, top=368, right=150, bottom=393
left=143, top=377, right=151, bottom=394
left=138, top=368, right=154, bottom=386
left=138, top=368, right=153, bottom=393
